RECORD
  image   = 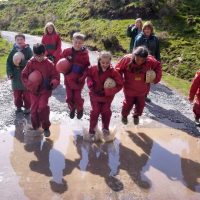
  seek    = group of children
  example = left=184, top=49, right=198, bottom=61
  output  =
left=6, top=20, right=199, bottom=142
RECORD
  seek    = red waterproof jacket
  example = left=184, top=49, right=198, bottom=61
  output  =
left=189, top=70, right=200, bottom=104
left=61, top=47, right=90, bottom=90
left=21, top=57, right=60, bottom=93
left=41, top=32, right=62, bottom=63
left=86, top=65, right=123, bottom=102
left=115, top=54, right=162, bottom=96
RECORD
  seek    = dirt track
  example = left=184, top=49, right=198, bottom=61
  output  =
left=0, top=31, right=200, bottom=200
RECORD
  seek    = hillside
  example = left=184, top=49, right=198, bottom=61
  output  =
left=0, top=35, right=11, bottom=78
left=0, top=0, right=200, bottom=80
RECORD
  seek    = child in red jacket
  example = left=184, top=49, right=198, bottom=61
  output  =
left=85, top=51, right=123, bottom=141
left=61, top=32, right=90, bottom=119
left=41, top=22, right=62, bottom=64
left=115, top=46, right=162, bottom=125
left=21, top=43, right=60, bottom=137
left=189, top=71, right=200, bottom=126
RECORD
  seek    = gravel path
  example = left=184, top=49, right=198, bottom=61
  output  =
left=0, top=31, right=199, bottom=136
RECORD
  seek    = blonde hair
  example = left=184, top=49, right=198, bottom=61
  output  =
left=44, top=22, right=56, bottom=34
left=135, top=18, right=143, bottom=29
left=142, top=21, right=154, bottom=34
left=73, top=32, right=85, bottom=41
left=98, top=51, right=112, bottom=62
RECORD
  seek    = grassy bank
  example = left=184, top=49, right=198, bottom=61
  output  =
left=162, top=72, right=191, bottom=97
left=0, top=35, right=11, bottom=78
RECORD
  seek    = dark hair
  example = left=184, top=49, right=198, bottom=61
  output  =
left=132, top=46, right=149, bottom=58
left=33, top=43, right=45, bottom=55
left=15, top=33, right=25, bottom=40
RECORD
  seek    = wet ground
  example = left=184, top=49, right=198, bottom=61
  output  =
left=0, top=31, right=200, bottom=200
left=0, top=113, right=200, bottom=200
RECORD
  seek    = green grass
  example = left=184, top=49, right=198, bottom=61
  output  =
left=0, top=0, right=200, bottom=82
left=162, top=72, right=191, bottom=97
left=0, top=35, right=11, bottom=78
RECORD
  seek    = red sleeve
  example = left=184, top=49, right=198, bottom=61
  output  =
left=61, top=48, right=71, bottom=59
left=52, top=34, right=62, bottom=58
left=49, top=62, right=60, bottom=87
left=41, top=35, right=48, bottom=56
left=112, top=69, right=123, bottom=92
left=84, top=51, right=90, bottom=69
left=21, top=61, right=33, bottom=88
left=115, top=55, right=130, bottom=75
left=189, top=72, right=200, bottom=100
left=104, top=69, right=123, bottom=96
left=152, top=60, right=162, bottom=84
left=86, top=68, right=92, bottom=85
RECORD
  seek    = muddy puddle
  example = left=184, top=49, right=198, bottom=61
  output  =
left=0, top=114, right=200, bottom=200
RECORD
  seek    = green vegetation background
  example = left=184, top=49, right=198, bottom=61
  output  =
left=1, top=0, right=200, bottom=95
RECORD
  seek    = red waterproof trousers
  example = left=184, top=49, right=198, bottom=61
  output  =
left=13, top=90, right=30, bottom=109
left=66, top=88, right=84, bottom=112
left=30, top=91, right=51, bottom=130
left=89, top=100, right=112, bottom=134
left=122, top=95, right=145, bottom=117
left=193, top=103, right=200, bottom=119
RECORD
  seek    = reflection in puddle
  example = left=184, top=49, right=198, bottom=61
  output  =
left=107, top=139, right=120, bottom=176
left=1, top=116, right=200, bottom=199
left=137, top=129, right=200, bottom=200
left=79, top=141, right=90, bottom=172
left=77, top=138, right=121, bottom=177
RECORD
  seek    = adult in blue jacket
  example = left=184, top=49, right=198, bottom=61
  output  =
left=134, top=21, right=160, bottom=61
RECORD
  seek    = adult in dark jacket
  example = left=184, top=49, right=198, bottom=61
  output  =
left=134, top=21, right=160, bottom=61
left=6, top=33, right=33, bottom=114
left=127, top=18, right=143, bottom=53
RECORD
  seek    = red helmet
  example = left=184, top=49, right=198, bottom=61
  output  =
left=28, top=70, right=42, bottom=86
left=56, top=58, right=71, bottom=74
left=13, top=52, right=25, bottom=67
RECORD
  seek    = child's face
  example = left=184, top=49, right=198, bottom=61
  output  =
left=34, top=53, right=45, bottom=62
left=100, top=57, right=111, bottom=72
left=47, top=26, right=54, bottom=34
left=143, top=27, right=152, bottom=37
left=134, top=56, right=146, bottom=66
left=15, top=37, right=25, bottom=47
left=73, top=38, right=84, bottom=51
